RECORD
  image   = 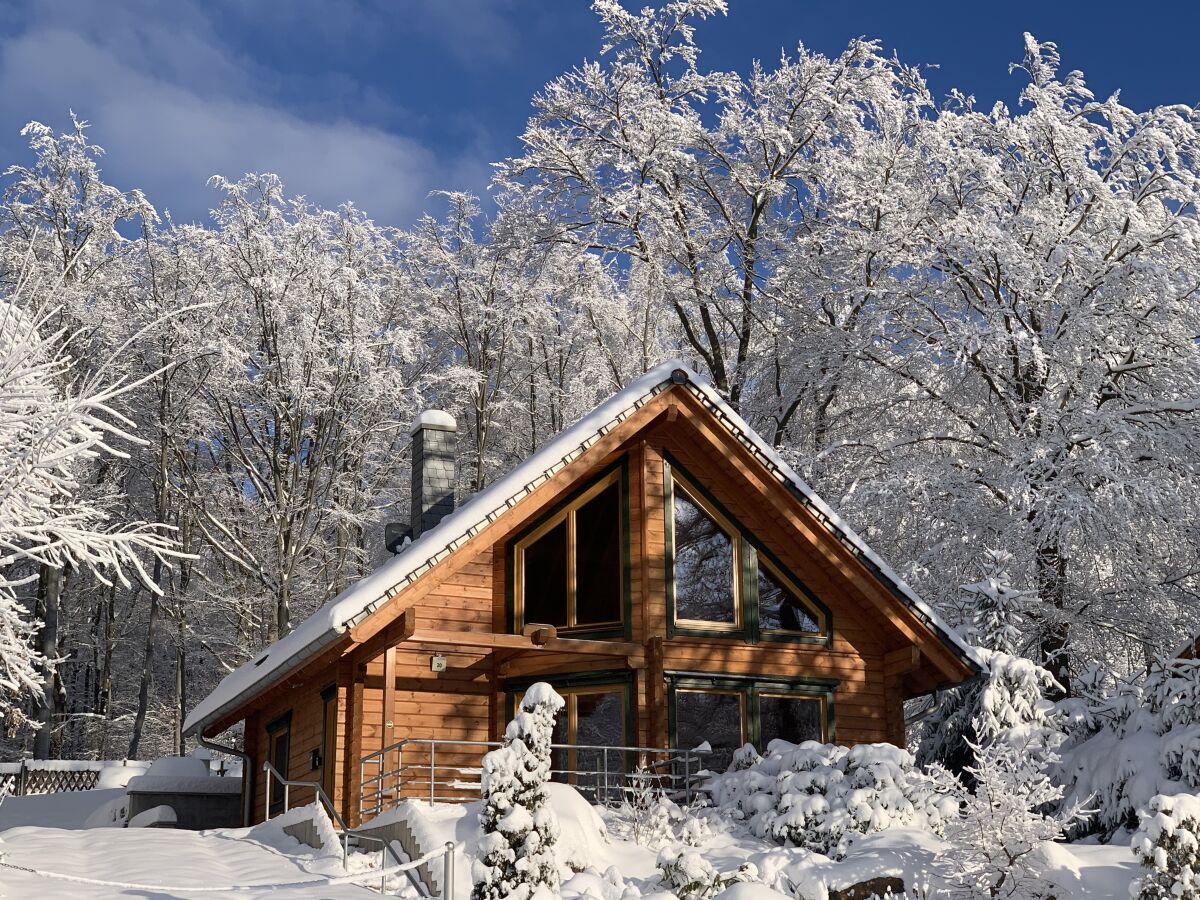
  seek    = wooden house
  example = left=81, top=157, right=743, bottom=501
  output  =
left=183, top=362, right=981, bottom=827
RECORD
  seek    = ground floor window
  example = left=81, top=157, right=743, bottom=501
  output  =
left=320, top=685, right=337, bottom=799
left=265, top=711, right=292, bottom=816
left=507, top=676, right=630, bottom=800
left=668, top=677, right=832, bottom=772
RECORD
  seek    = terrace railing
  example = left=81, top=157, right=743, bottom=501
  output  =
left=358, top=738, right=708, bottom=823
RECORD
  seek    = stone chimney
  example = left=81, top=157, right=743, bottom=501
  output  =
left=410, top=410, right=457, bottom=539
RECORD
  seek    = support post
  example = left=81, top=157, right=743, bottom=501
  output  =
left=443, top=842, right=455, bottom=900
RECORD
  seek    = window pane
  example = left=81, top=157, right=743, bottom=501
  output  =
left=523, top=521, right=568, bottom=627
left=759, top=694, right=824, bottom=748
left=675, top=690, right=742, bottom=773
left=672, top=485, right=736, bottom=624
left=758, top=565, right=821, bottom=633
left=575, top=690, right=624, bottom=747
left=575, top=482, right=622, bottom=625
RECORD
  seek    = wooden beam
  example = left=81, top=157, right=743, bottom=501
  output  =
left=381, top=647, right=397, bottom=750
left=407, top=628, right=643, bottom=664
left=522, top=623, right=558, bottom=645
left=341, top=660, right=364, bottom=827
left=646, top=636, right=666, bottom=747
left=349, top=607, right=414, bottom=646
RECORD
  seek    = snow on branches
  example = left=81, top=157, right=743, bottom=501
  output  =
left=472, top=682, right=566, bottom=900
left=0, top=272, right=175, bottom=733
left=1131, top=792, right=1200, bottom=900
left=709, top=740, right=956, bottom=859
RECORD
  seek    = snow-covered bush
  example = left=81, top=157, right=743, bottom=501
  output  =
left=611, top=760, right=713, bottom=850
left=929, top=738, right=1088, bottom=900
left=1130, top=793, right=1200, bottom=900
left=472, top=682, right=566, bottom=900
left=1059, top=658, right=1200, bottom=837
left=657, top=848, right=753, bottom=900
left=709, top=740, right=956, bottom=859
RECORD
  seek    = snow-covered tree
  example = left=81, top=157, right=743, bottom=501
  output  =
left=1131, top=793, right=1200, bottom=900
left=0, top=268, right=174, bottom=734
left=930, top=738, right=1089, bottom=900
left=1058, top=657, right=1200, bottom=838
left=964, top=550, right=1033, bottom=656
left=473, top=682, right=565, bottom=900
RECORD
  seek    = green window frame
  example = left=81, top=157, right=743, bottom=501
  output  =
left=663, top=454, right=831, bottom=645
left=667, top=674, right=836, bottom=769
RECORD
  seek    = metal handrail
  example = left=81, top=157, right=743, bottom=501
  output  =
left=358, top=737, right=708, bottom=821
left=262, top=761, right=427, bottom=896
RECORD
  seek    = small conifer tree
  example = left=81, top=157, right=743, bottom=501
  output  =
left=472, top=682, right=566, bottom=900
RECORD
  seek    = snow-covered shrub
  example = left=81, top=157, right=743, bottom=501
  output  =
left=1130, top=793, right=1200, bottom=900
left=657, top=848, right=753, bottom=900
left=930, top=738, right=1088, bottom=900
left=1059, top=657, right=1200, bottom=837
left=709, top=740, right=956, bottom=859
left=472, top=682, right=566, bottom=900
left=611, top=761, right=713, bottom=850
left=618, top=762, right=675, bottom=848
left=916, top=648, right=1063, bottom=779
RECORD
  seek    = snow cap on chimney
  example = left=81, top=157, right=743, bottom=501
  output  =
left=410, top=408, right=457, bottom=435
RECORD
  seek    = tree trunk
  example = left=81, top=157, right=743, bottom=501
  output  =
left=34, top=564, right=62, bottom=758
left=1035, top=542, right=1070, bottom=699
left=128, top=566, right=162, bottom=759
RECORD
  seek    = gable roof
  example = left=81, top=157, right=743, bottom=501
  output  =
left=184, top=360, right=981, bottom=737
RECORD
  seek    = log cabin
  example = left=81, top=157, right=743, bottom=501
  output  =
left=183, top=361, right=981, bottom=827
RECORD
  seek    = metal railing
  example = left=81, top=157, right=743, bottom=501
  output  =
left=262, top=761, right=432, bottom=896
left=358, top=738, right=708, bottom=822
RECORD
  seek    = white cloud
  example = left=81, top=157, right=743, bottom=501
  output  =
left=0, top=2, right=494, bottom=225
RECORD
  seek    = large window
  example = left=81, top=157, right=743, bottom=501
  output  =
left=515, top=469, right=624, bottom=632
left=666, top=462, right=827, bottom=642
left=670, top=679, right=831, bottom=771
left=509, top=679, right=629, bottom=800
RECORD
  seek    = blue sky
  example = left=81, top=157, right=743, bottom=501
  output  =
left=2, top=0, right=1197, bottom=228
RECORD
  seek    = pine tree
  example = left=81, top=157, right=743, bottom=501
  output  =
left=964, top=549, right=1033, bottom=656
left=472, top=682, right=565, bottom=900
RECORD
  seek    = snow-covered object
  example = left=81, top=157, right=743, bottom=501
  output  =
left=410, top=409, right=457, bottom=434
left=708, top=740, right=955, bottom=859
left=184, top=361, right=978, bottom=738
left=473, top=682, right=566, bottom=900
left=974, top=649, right=1063, bottom=749
left=961, top=549, right=1032, bottom=656
left=1130, top=793, right=1200, bottom=900
left=95, top=762, right=151, bottom=790
left=657, top=847, right=751, bottom=900
left=128, top=805, right=177, bottom=828
left=122, top=755, right=240, bottom=795
left=1059, top=658, right=1200, bottom=836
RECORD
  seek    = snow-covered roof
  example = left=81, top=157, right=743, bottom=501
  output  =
left=184, top=360, right=980, bottom=737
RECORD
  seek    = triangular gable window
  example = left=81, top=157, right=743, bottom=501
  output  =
left=515, top=468, right=624, bottom=632
left=667, top=459, right=828, bottom=642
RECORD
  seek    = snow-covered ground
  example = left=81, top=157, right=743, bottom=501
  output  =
left=0, top=783, right=1141, bottom=899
